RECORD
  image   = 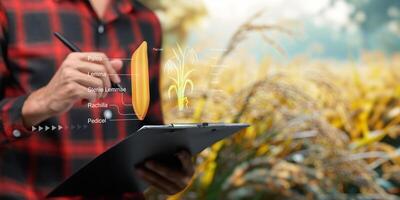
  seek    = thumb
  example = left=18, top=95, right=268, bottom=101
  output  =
left=110, top=59, right=123, bottom=71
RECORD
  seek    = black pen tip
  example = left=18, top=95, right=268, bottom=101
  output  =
left=112, top=83, right=126, bottom=93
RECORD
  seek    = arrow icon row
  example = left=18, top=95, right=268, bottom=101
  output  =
left=32, top=124, right=89, bottom=132
left=32, top=125, right=63, bottom=132
left=68, top=124, right=88, bottom=130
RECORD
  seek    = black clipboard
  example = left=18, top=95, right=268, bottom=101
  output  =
left=47, top=123, right=248, bottom=197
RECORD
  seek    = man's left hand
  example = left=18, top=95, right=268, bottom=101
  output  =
left=135, top=151, right=195, bottom=195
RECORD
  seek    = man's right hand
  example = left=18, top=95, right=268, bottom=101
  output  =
left=21, top=52, right=123, bottom=127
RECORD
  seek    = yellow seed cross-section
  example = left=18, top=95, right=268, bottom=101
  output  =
left=131, top=41, right=149, bottom=120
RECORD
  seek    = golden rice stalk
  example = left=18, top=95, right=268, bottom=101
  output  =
left=165, top=43, right=196, bottom=111
left=131, top=41, right=150, bottom=120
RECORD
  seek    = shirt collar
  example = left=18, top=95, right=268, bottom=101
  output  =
left=115, top=0, right=135, bottom=14
left=53, top=0, right=135, bottom=20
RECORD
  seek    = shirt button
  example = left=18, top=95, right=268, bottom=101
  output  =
left=12, top=129, right=21, bottom=138
left=98, top=25, right=105, bottom=34
left=104, top=109, right=113, bottom=119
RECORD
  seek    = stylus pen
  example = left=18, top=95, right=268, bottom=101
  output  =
left=53, top=32, right=125, bottom=91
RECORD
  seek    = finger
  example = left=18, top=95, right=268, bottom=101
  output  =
left=110, top=59, right=123, bottom=71
left=136, top=169, right=170, bottom=194
left=176, top=151, right=195, bottom=176
left=74, top=61, right=111, bottom=98
left=64, top=69, right=104, bottom=99
left=76, top=63, right=108, bottom=99
left=109, top=59, right=123, bottom=85
left=77, top=85, right=97, bottom=103
left=145, top=161, right=188, bottom=189
left=135, top=168, right=179, bottom=195
left=80, top=52, right=121, bottom=84
left=102, top=57, right=121, bottom=84
left=66, top=82, right=97, bottom=103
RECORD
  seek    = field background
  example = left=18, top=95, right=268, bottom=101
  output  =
left=140, top=0, right=400, bottom=199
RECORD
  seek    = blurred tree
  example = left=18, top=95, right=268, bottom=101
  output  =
left=346, top=0, right=400, bottom=50
left=138, top=0, right=207, bottom=45
left=323, top=0, right=400, bottom=51
left=346, top=0, right=400, bottom=33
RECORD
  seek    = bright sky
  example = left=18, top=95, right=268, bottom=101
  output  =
left=187, top=0, right=358, bottom=60
left=203, top=0, right=353, bottom=28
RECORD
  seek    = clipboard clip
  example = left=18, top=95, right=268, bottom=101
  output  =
left=169, top=123, right=210, bottom=128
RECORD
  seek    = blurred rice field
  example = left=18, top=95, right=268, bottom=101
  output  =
left=140, top=1, right=400, bottom=199
left=158, top=52, right=400, bottom=200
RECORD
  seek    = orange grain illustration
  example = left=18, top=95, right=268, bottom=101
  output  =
left=131, top=41, right=149, bottom=120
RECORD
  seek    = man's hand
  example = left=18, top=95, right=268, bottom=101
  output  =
left=22, top=52, right=123, bottom=127
left=136, top=151, right=195, bottom=195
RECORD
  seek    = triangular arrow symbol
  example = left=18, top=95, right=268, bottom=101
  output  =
left=51, top=125, right=56, bottom=130
left=58, top=125, right=63, bottom=130
left=32, top=126, right=36, bottom=131
left=38, top=126, right=43, bottom=131
left=45, top=126, right=49, bottom=131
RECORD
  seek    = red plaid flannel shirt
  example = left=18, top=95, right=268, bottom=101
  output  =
left=0, top=0, right=163, bottom=199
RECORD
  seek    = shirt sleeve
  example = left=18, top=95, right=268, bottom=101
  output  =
left=0, top=3, right=33, bottom=144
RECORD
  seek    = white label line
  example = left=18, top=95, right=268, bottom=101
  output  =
left=109, top=73, right=137, bottom=75
left=108, top=118, right=140, bottom=121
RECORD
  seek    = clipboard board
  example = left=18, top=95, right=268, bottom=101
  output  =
left=47, top=123, right=249, bottom=197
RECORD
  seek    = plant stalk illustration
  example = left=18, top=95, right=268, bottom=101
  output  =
left=165, top=44, right=197, bottom=111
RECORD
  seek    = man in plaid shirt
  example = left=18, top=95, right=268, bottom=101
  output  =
left=0, top=0, right=194, bottom=199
